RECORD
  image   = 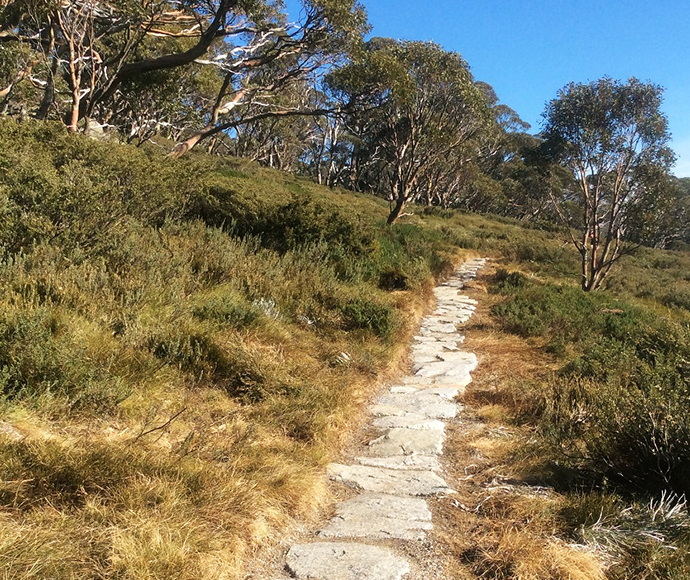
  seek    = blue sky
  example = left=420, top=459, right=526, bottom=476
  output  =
left=286, top=0, right=690, bottom=176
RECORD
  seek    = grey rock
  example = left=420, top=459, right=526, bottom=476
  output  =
left=328, top=463, right=454, bottom=496
left=318, top=494, right=432, bottom=541
left=286, top=543, right=410, bottom=580
left=372, top=415, right=445, bottom=430
left=389, top=386, right=419, bottom=394
left=355, top=454, right=442, bottom=471
left=419, top=322, right=457, bottom=334
left=0, top=421, right=23, bottom=441
left=371, top=394, right=457, bottom=419
left=422, top=386, right=461, bottom=400
left=367, top=427, right=444, bottom=456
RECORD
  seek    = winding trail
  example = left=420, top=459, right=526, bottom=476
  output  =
left=284, top=258, right=486, bottom=580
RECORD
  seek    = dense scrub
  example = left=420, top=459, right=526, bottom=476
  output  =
left=487, top=254, right=690, bottom=578
left=0, top=119, right=467, bottom=579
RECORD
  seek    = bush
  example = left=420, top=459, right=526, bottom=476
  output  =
left=192, top=293, right=263, bottom=329
left=492, top=270, right=690, bottom=496
left=544, top=373, right=690, bottom=497
left=340, top=297, right=400, bottom=340
left=0, top=308, right=128, bottom=413
left=0, top=118, right=197, bottom=255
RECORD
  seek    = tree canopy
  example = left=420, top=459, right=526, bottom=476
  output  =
left=543, top=77, right=675, bottom=290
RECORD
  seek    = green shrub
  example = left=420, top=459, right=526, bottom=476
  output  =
left=0, top=308, right=128, bottom=413
left=491, top=270, right=690, bottom=497
left=192, top=293, right=262, bottom=329
left=340, top=297, right=400, bottom=340
left=544, top=373, right=690, bottom=497
left=149, top=331, right=267, bottom=401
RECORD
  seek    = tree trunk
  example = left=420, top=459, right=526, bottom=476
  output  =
left=387, top=195, right=406, bottom=225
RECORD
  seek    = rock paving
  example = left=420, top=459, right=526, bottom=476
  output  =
left=283, top=258, right=486, bottom=579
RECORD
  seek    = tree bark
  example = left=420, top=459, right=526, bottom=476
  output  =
left=387, top=195, right=407, bottom=225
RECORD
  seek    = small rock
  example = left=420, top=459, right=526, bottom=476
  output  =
left=0, top=422, right=23, bottom=441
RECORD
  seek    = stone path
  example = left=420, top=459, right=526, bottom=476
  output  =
left=284, top=258, right=486, bottom=580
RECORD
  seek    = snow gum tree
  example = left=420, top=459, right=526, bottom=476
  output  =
left=329, top=38, right=494, bottom=225
left=543, top=77, right=675, bottom=291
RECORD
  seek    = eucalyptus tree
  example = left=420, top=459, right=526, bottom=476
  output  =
left=328, top=38, right=494, bottom=224
left=543, top=77, right=675, bottom=290
left=0, top=0, right=367, bottom=149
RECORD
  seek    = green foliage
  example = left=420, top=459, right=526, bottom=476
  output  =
left=492, top=270, right=690, bottom=497
left=0, top=307, right=128, bottom=413
left=340, top=297, right=400, bottom=339
left=490, top=270, right=634, bottom=353
left=192, top=293, right=263, bottom=329
left=0, top=119, right=196, bottom=253
left=0, top=119, right=464, bottom=417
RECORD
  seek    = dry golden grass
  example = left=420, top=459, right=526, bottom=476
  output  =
left=432, top=264, right=607, bottom=580
left=0, top=261, right=438, bottom=580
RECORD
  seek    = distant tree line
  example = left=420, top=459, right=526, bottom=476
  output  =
left=1, top=1, right=688, bottom=258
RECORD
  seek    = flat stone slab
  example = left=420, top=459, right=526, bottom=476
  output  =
left=414, top=354, right=477, bottom=378
left=367, top=427, right=444, bottom=456
left=413, top=337, right=463, bottom=348
left=398, top=376, right=436, bottom=386
left=328, top=463, right=454, bottom=496
left=422, top=386, right=461, bottom=400
left=419, top=322, right=458, bottom=334
left=428, top=373, right=472, bottom=387
left=286, top=543, right=410, bottom=580
left=355, top=454, right=441, bottom=471
left=412, top=341, right=462, bottom=354
left=318, top=494, right=432, bottom=541
left=372, top=415, right=445, bottom=430
left=371, top=395, right=457, bottom=419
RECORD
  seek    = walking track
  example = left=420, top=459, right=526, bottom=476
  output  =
left=282, top=258, right=486, bottom=580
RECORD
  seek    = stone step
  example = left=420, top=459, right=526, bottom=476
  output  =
left=317, top=494, right=432, bottom=541
left=372, top=415, right=445, bottom=430
left=327, top=463, right=455, bottom=496
left=355, top=454, right=441, bottom=472
left=371, top=393, right=457, bottom=419
left=366, top=427, right=445, bottom=457
left=286, top=543, right=410, bottom=580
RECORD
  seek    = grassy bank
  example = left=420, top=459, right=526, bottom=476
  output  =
left=460, top=245, right=690, bottom=578
left=0, top=119, right=476, bottom=579
left=2, top=118, right=689, bottom=579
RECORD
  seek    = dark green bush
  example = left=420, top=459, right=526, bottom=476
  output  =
left=192, top=294, right=262, bottom=329
left=0, top=119, right=201, bottom=255
left=340, top=298, right=400, bottom=340
left=544, top=372, right=690, bottom=497
left=149, top=332, right=267, bottom=401
left=0, top=308, right=128, bottom=413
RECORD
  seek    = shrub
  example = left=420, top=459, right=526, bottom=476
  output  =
left=192, top=293, right=262, bottom=329
left=149, top=331, right=270, bottom=401
left=0, top=308, right=128, bottom=413
left=544, top=373, right=690, bottom=497
left=340, top=297, right=400, bottom=340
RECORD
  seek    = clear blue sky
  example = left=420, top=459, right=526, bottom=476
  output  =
left=286, top=0, right=690, bottom=176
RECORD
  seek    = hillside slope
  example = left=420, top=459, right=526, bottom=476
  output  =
left=1, top=119, right=690, bottom=579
